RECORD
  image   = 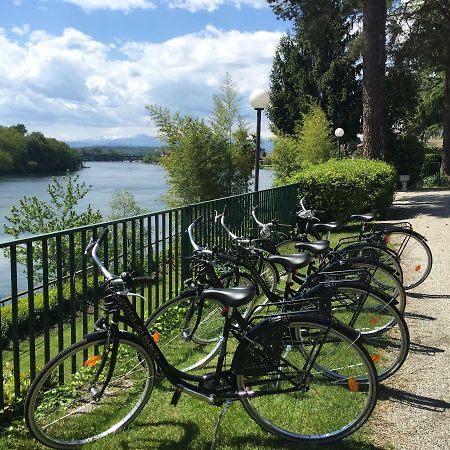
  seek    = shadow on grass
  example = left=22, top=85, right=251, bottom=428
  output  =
left=115, top=419, right=202, bottom=450
left=226, top=434, right=389, bottom=450
left=379, top=385, right=450, bottom=412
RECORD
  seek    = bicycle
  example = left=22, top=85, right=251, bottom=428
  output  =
left=149, top=217, right=409, bottom=382
left=25, top=227, right=378, bottom=448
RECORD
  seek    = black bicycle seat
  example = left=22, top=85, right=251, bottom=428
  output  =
left=200, top=286, right=256, bottom=307
left=295, top=240, right=330, bottom=255
left=267, top=253, right=311, bottom=270
left=350, top=213, right=376, bottom=222
left=312, top=221, right=343, bottom=233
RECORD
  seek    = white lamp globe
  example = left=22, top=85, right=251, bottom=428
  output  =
left=250, top=89, right=270, bottom=109
left=334, top=128, right=345, bottom=138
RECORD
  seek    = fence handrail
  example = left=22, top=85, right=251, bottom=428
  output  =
left=0, top=184, right=299, bottom=248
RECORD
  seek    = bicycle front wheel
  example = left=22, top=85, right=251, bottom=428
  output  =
left=236, top=315, right=378, bottom=444
left=383, top=229, right=432, bottom=289
left=25, top=333, right=155, bottom=449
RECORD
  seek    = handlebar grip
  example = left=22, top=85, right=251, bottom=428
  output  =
left=193, top=216, right=203, bottom=226
left=129, top=276, right=157, bottom=286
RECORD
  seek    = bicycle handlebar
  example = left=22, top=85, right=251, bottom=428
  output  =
left=85, top=227, right=156, bottom=285
left=187, top=217, right=213, bottom=256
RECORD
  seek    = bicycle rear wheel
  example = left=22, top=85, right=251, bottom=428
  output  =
left=236, top=314, right=378, bottom=444
left=25, top=333, right=155, bottom=449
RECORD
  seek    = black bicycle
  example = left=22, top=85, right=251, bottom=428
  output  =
left=25, top=227, right=378, bottom=448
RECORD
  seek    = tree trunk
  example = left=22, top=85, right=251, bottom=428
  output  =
left=362, top=0, right=387, bottom=160
left=442, top=43, right=450, bottom=176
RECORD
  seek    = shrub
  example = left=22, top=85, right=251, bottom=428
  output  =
left=287, top=159, right=397, bottom=219
left=272, top=104, right=334, bottom=186
left=0, top=279, right=95, bottom=348
left=385, top=133, right=425, bottom=184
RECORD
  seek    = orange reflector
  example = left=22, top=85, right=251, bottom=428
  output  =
left=383, top=234, right=390, bottom=243
left=153, top=331, right=161, bottom=344
left=348, top=377, right=359, bottom=392
left=415, top=264, right=421, bottom=272
left=370, top=316, right=380, bottom=325
left=371, top=354, right=381, bottom=364
left=84, top=355, right=101, bottom=367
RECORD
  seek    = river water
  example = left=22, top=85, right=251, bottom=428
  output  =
left=0, top=162, right=273, bottom=298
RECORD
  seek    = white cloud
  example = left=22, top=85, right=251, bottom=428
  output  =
left=12, top=24, right=30, bottom=36
left=0, top=26, right=280, bottom=140
left=166, top=0, right=267, bottom=13
left=60, top=0, right=267, bottom=13
left=61, top=0, right=156, bottom=12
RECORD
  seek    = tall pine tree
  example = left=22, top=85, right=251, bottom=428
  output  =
left=268, top=0, right=361, bottom=141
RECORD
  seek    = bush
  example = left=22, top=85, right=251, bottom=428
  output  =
left=0, top=279, right=95, bottom=348
left=385, top=133, right=425, bottom=184
left=286, top=159, right=397, bottom=219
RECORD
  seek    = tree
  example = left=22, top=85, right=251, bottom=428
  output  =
left=268, top=1, right=361, bottom=140
left=4, top=173, right=102, bottom=279
left=268, top=0, right=389, bottom=160
left=211, top=73, right=253, bottom=193
left=0, top=126, right=81, bottom=174
left=272, top=104, right=334, bottom=185
left=107, top=190, right=149, bottom=221
left=395, top=0, right=450, bottom=175
left=362, top=0, right=387, bottom=159
left=147, top=74, right=254, bottom=205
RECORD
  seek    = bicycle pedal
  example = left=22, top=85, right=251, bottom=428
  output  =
left=170, top=386, right=183, bottom=406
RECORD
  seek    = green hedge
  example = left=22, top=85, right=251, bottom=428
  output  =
left=0, top=279, right=95, bottom=348
left=287, top=159, right=397, bottom=220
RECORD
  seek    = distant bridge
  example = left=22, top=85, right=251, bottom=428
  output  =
left=81, top=154, right=144, bottom=162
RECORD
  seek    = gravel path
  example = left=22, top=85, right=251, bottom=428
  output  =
left=373, top=190, right=450, bottom=449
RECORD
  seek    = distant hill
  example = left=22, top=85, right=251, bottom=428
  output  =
left=67, top=134, right=162, bottom=148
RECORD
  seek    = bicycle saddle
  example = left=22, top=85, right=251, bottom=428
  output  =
left=350, top=213, right=376, bottom=222
left=312, top=221, right=343, bottom=233
left=267, top=253, right=311, bottom=270
left=200, top=286, right=256, bottom=307
left=295, top=240, right=330, bottom=255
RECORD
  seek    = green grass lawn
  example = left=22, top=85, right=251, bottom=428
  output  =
left=1, top=375, right=388, bottom=450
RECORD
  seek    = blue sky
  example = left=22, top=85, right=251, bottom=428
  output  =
left=0, top=0, right=289, bottom=141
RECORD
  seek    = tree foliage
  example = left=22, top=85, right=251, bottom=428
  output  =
left=272, top=104, right=334, bottom=185
left=147, top=74, right=253, bottom=205
left=4, top=174, right=102, bottom=279
left=107, top=190, right=150, bottom=221
left=0, top=125, right=81, bottom=174
left=268, top=1, right=361, bottom=141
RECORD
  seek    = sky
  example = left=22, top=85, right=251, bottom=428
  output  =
left=0, top=0, right=289, bottom=142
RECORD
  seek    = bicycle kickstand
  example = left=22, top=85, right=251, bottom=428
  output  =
left=210, top=400, right=234, bottom=450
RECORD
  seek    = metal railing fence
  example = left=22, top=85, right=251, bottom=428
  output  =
left=0, top=183, right=299, bottom=408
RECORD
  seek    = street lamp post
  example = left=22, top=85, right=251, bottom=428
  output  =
left=250, top=89, right=270, bottom=192
left=334, top=127, right=345, bottom=159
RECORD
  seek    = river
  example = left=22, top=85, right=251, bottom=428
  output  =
left=0, top=162, right=273, bottom=298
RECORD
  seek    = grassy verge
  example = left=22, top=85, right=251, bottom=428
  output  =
left=1, top=377, right=385, bottom=450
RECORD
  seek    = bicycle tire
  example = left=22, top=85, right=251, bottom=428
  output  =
left=325, top=257, right=406, bottom=315
left=381, top=229, right=432, bottom=289
left=235, top=313, right=378, bottom=444
left=319, top=283, right=410, bottom=381
left=25, top=332, right=155, bottom=449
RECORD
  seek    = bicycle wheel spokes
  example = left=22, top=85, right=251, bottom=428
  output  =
left=26, top=336, right=155, bottom=448
left=330, top=286, right=409, bottom=381
left=237, top=321, right=377, bottom=444
left=384, top=231, right=432, bottom=289
left=147, top=294, right=224, bottom=372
